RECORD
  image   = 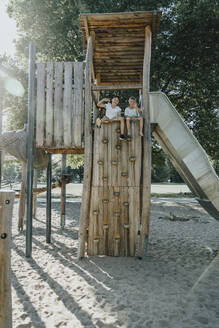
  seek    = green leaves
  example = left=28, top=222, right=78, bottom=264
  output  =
left=5, top=0, right=219, bottom=164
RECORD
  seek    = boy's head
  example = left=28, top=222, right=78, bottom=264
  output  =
left=112, top=97, right=119, bottom=105
left=129, top=96, right=136, bottom=108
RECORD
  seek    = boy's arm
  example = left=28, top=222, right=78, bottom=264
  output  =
left=136, top=104, right=142, bottom=114
left=97, top=98, right=110, bottom=109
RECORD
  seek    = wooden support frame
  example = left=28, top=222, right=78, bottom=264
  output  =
left=78, top=36, right=93, bottom=258
left=0, top=87, right=3, bottom=189
left=33, top=169, right=37, bottom=218
left=46, top=154, right=52, bottom=243
left=0, top=191, right=15, bottom=328
left=61, top=154, right=66, bottom=228
left=92, top=84, right=142, bottom=91
left=18, top=163, right=27, bottom=231
left=83, top=16, right=96, bottom=83
left=137, top=25, right=152, bottom=259
left=26, top=43, right=36, bottom=258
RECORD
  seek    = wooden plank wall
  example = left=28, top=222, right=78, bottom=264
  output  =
left=36, top=62, right=84, bottom=150
left=87, top=121, right=142, bottom=256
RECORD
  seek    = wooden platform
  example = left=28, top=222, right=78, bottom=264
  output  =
left=87, top=121, right=142, bottom=256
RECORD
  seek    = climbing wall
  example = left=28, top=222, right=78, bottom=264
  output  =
left=87, top=121, right=142, bottom=256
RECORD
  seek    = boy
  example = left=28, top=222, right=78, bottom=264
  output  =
left=97, top=96, right=125, bottom=140
left=124, top=96, right=143, bottom=137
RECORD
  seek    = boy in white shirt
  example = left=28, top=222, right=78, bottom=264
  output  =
left=97, top=96, right=125, bottom=140
left=124, top=96, right=143, bottom=137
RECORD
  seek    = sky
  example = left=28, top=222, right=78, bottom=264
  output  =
left=0, top=0, right=18, bottom=57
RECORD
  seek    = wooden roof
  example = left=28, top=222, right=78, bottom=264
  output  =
left=80, top=11, right=161, bottom=85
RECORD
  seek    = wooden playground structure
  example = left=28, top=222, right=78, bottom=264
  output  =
left=24, top=11, right=162, bottom=259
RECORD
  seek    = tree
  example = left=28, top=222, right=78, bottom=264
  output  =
left=0, top=55, right=27, bottom=130
left=6, top=0, right=219, bottom=166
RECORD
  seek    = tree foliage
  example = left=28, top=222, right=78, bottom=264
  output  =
left=6, top=0, right=219, bottom=166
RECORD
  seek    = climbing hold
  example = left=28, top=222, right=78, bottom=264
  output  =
left=94, top=237, right=100, bottom=242
left=5, top=199, right=10, bottom=205
left=123, top=202, right=129, bottom=206
left=121, top=172, right=128, bottom=177
left=97, top=160, right=104, bottom=165
left=114, top=235, right=120, bottom=240
left=103, top=224, right=109, bottom=229
left=103, top=176, right=108, bottom=182
left=103, top=199, right=109, bottom=203
left=112, top=160, right=118, bottom=166
left=1, top=233, right=7, bottom=239
left=124, top=224, right=130, bottom=229
left=113, top=191, right=120, bottom=196
left=114, top=212, right=120, bottom=217
left=102, top=138, right=109, bottom=144
left=116, top=144, right=121, bottom=150
left=115, top=128, right=120, bottom=133
left=129, top=156, right=136, bottom=162
left=93, top=210, right=99, bottom=215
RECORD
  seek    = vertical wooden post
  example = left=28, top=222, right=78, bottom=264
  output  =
left=78, top=36, right=93, bottom=259
left=33, top=169, right=37, bottom=218
left=26, top=43, right=36, bottom=258
left=18, top=163, right=27, bottom=231
left=0, top=87, right=3, bottom=189
left=138, top=25, right=152, bottom=259
left=61, top=154, right=66, bottom=228
left=0, top=190, right=15, bottom=328
left=46, top=154, right=52, bottom=243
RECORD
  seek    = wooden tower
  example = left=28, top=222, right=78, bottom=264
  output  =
left=78, top=12, right=161, bottom=258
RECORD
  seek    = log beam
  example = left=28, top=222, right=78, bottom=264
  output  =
left=78, top=36, right=93, bottom=259
left=0, top=190, right=15, bottom=328
left=138, top=25, right=152, bottom=259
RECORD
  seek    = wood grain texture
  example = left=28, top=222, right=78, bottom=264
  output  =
left=36, top=63, right=45, bottom=147
left=78, top=37, right=93, bottom=258
left=138, top=25, right=152, bottom=259
left=0, top=191, right=15, bottom=328
left=46, top=62, right=54, bottom=146
left=18, top=163, right=27, bottom=231
left=54, top=62, right=64, bottom=147
left=80, top=12, right=161, bottom=84
left=63, top=62, right=73, bottom=147
left=73, top=62, right=84, bottom=147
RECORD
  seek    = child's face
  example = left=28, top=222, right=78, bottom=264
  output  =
left=129, top=99, right=136, bottom=108
left=112, top=97, right=119, bottom=105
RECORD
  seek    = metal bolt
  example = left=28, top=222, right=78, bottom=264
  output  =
left=102, top=138, right=109, bottom=144
left=1, top=233, right=7, bottom=239
left=5, top=199, right=10, bottom=205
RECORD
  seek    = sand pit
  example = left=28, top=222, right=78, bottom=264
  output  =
left=11, top=198, right=219, bottom=328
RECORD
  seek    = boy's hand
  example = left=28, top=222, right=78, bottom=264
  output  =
left=103, top=98, right=110, bottom=102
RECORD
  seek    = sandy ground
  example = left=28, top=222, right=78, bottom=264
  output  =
left=11, top=197, right=219, bottom=328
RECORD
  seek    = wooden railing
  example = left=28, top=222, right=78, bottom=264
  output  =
left=36, top=61, right=85, bottom=150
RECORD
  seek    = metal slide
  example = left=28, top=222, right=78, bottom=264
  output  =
left=149, top=92, right=219, bottom=220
